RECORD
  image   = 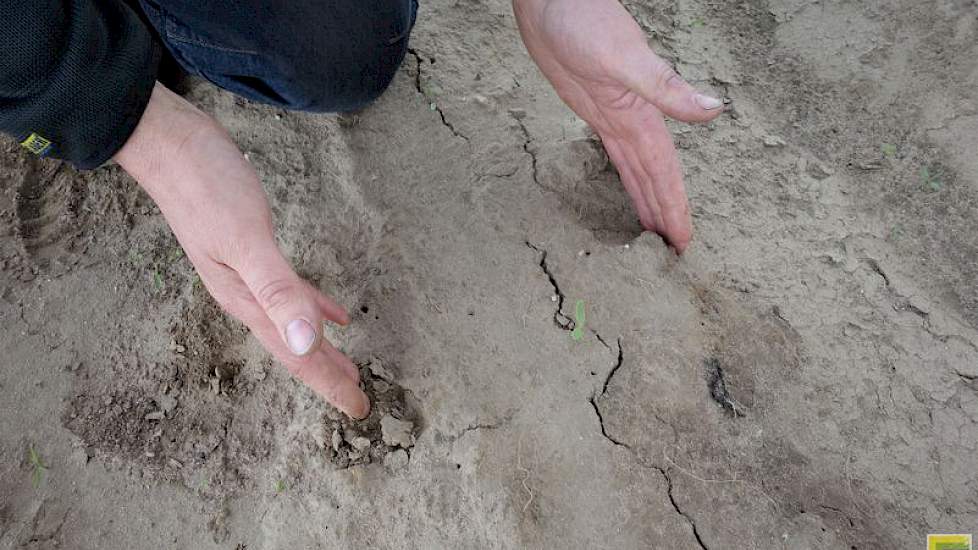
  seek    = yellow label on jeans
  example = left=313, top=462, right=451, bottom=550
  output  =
left=20, top=133, right=52, bottom=156
left=929, top=534, right=973, bottom=550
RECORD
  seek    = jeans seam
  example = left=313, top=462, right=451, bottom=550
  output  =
left=164, top=34, right=260, bottom=56
left=160, top=9, right=260, bottom=56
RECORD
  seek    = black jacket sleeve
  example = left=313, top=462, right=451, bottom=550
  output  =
left=0, top=1, right=159, bottom=169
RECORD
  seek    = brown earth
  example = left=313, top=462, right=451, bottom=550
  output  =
left=2, top=0, right=976, bottom=548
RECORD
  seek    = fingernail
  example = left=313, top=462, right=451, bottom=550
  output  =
left=359, top=393, right=371, bottom=418
left=285, top=319, right=316, bottom=355
left=350, top=392, right=371, bottom=420
left=694, top=93, right=724, bottom=110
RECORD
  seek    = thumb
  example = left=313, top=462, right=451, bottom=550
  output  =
left=618, top=48, right=725, bottom=123
left=236, top=241, right=350, bottom=357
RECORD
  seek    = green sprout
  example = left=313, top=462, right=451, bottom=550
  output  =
left=689, top=18, right=705, bottom=28
left=274, top=480, right=287, bottom=493
left=920, top=166, right=943, bottom=192
left=28, top=444, right=47, bottom=488
left=153, top=270, right=164, bottom=292
left=571, top=300, right=586, bottom=341
left=880, top=143, right=897, bottom=158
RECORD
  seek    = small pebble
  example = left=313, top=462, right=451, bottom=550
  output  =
left=351, top=437, right=371, bottom=451
left=157, top=394, right=178, bottom=413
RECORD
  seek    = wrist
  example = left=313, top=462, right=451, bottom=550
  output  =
left=114, top=82, right=219, bottom=193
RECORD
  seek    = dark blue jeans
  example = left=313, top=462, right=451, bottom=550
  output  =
left=136, top=0, right=417, bottom=112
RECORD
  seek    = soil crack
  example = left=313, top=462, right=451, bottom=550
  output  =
left=524, top=241, right=573, bottom=330
left=407, top=49, right=469, bottom=141
left=451, top=420, right=507, bottom=441
left=600, top=339, right=624, bottom=395
left=589, top=339, right=628, bottom=447
left=655, top=466, right=710, bottom=550
left=513, top=116, right=540, bottom=187
left=588, top=397, right=629, bottom=448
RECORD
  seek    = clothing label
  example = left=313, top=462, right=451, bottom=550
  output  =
left=20, top=133, right=52, bottom=156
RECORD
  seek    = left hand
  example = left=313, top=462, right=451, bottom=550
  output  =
left=116, top=83, right=370, bottom=419
left=513, top=0, right=724, bottom=252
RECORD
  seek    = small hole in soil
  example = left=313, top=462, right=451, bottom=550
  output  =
left=360, top=305, right=369, bottom=314
left=455, top=464, right=461, bottom=469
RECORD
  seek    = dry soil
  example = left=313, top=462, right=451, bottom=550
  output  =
left=1, top=0, right=977, bottom=548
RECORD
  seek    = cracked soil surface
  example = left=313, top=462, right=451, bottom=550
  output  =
left=2, top=0, right=977, bottom=548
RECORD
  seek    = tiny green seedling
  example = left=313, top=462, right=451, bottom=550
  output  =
left=153, top=270, right=164, bottom=292
left=689, top=18, right=705, bottom=28
left=571, top=300, right=586, bottom=341
left=28, top=444, right=47, bottom=488
left=880, top=143, right=897, bottom=159
left=920, top=166, right=943, bottom=192
left=274, top=480, right=287, bottom=493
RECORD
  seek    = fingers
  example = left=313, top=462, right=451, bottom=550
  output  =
left=201, top=264, right=369, bottom=419
left=233, top=240, right=350, bottom=357
left=599, top=115, right=692, bottom=252
left=250, top=315, right=369, bottom=419
left=249, top=312, right=368, bottom=419
left=603, top=136, right=662, bottom=231
left=618, top=48, right=724, bottom=124
left=631, top=115, right=692, bottom=252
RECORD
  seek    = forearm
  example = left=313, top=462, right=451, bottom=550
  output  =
left=114, top=83, right=218, bottom=200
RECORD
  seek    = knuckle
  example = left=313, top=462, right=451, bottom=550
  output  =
left=654, top=64, right=680, bottom=92
left=254, top=278, right=297, bottom=313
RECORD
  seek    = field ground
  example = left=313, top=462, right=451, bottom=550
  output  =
left=1, top=0, right=976, bottom=548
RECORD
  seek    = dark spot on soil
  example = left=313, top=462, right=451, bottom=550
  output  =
left=705, top=357, right=745, bottom=417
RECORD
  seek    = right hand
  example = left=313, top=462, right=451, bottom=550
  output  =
left=513, top=0, right=725, bottom=252
left=115, top=83, right=370, bottom=419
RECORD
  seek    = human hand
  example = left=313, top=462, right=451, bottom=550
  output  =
left=116, top=83, right=369, bottom=418
left=513, top=0, right=724, bottom=252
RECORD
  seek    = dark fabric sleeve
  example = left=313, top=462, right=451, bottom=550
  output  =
left=0, top=1, right=159, bottom=169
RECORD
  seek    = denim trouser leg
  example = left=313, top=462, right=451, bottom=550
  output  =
left=136, top=0, right=418, bottom=112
